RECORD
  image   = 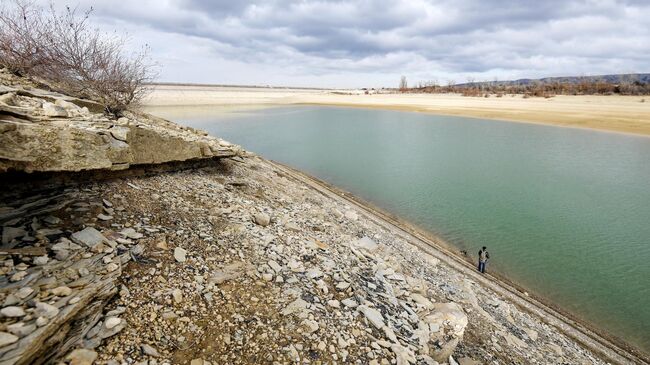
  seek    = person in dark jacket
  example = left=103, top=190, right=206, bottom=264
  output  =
left=478, top=246, right=490, bottom=273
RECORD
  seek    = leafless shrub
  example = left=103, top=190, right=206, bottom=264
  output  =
left=409, top=73, right=649, bottom=97
left=0, top=1, right=47, bottom=74
left=0, top=0, right=155, bottom=114
left=399, top=75, right=408, bottom=92
left=460, top=88, right=480, bottom=97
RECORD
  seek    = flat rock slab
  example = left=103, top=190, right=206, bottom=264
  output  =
left=0, top=69, right=242, bottom=174
left=71, top=227, right=106, bottom=248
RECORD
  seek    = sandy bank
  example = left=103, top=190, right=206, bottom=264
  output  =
left=145, top=84, right=650, bottom=136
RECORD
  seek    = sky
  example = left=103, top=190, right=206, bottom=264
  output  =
left=37, top=0, right=650, bottom=88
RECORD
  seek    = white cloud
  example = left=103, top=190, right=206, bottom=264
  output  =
left=32, top=0, right=650, bottom=87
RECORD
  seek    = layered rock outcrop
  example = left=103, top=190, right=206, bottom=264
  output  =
left=0, top=70, right=240, bottom=174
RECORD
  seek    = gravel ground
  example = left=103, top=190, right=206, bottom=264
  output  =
left=0, top=155, right=628, bottom=364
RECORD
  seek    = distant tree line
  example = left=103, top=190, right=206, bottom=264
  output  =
left=400, top=75, right=650, bottom=97
left=0, top=0, right=155, bottom=114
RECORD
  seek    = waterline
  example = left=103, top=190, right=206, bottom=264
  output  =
left=147, top=104, right=650, bottom=352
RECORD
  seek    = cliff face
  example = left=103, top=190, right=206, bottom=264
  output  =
left=0, top=70, right=239, bottom=174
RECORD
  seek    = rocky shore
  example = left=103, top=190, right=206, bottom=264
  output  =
left=1, top=71, right=648, bottom=364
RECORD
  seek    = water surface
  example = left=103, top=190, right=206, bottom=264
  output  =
left=148, top=105, right=650, bottom=351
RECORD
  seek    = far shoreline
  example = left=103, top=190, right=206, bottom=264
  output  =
left=143, top=84, right=650, bottom=137
left=295, top=101, right=650, bottom=139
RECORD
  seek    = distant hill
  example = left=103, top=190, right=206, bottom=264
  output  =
left=460, top=73, right=650, bottom=87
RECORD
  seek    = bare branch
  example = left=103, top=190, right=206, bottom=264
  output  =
left=0, top=0, right=156, bottom=113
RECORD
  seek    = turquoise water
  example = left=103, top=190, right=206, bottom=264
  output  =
left=150, top=105, right=650, bottom=351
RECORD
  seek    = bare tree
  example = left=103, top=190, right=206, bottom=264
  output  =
left=399, top=75, right=407, bottom=92
left=0, top=1, right=155, bottom=114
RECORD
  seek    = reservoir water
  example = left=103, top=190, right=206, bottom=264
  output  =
left=148, top=105, right=650, bottom=352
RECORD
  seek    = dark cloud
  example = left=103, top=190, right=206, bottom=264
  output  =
left=38, top=0, right=650, bottom=86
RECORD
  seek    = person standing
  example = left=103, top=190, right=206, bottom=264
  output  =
left=478, top=246, right=490, bottom=273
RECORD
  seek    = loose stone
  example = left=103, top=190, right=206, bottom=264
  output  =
left=1, top=306, right=26, bottom=318
left=65, top=349, right=98, bottom=365
left=254, top=213, right=271, bottom=226
left=174, top=247, right=187, bottom=262
left=52, top=286, right=73, bottom=297
left=105, top=317, right=121, bottom=329
left=35, top=302, right=60, bottom=319
left=141, top=344, right=161, bottom=357
left=0, top=332, right=19, bottom=347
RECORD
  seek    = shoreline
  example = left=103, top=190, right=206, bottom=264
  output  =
left=144, top=85, right=650, bottom=137
left=4, top=69, right=647, bottom=363
left=141, top=86, right=650, bottom=360
left=294, top=101, right=650, bottom=139
left=268, top=160, right=650, bottom=364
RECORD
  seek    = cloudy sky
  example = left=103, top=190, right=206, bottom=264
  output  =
left=42, top=0, right=650, bottom=88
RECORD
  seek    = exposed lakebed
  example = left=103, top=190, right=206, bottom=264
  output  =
left=147, top=105, right=650, bottom=352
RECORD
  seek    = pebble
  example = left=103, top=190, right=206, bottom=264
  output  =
left=33, top=256, right=49, bottom=266
left=4, top=294, right=20, bottom=306
left=306, top=268, right=323, bottom=279
left=7, top=322, right=36, bottom=337
left=52, top=286, right=73, bottom=297
left=35, top=302, right=60, bottom=319
left=97, top=214, right=113, bottom=221
left=2, top=227, right=26, bottom=244
left=359, top=305, right=385, bottom=329
left=141, top=344, right=161, bottom=357
left=254, top=212, right=271, bottom=226
left=284, top=222, right=301, bottom=232
left=352, top=236, right=379, bottom=252
left=120, top=228, right=143, bottom=239
left=1, top=306, right=26, bottom=318
left=15, top=287, right=34, bottom=299
left=336, top=282, right=351, bottom=290
left=344, top=210, right=359, bottom=220
left=268, top=260, right=282, bottom=273
left=449, top=355, right=459, bottom=365
left=302, top=319, right=319, bottom=333
left=174, top=247, right=187, bottom=262
left=65, top=348, right=98, bottom=365
left=0, top=332, right=19, bottom=347
left=172, top=289, right=183, bottom=303
left=71, top=227, right=106, bottom=248
left=10, top=271, right=27, bottom=282
left=36, top=317, right=48, bottom=327
left=105, top=317, right=121, bottom=329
